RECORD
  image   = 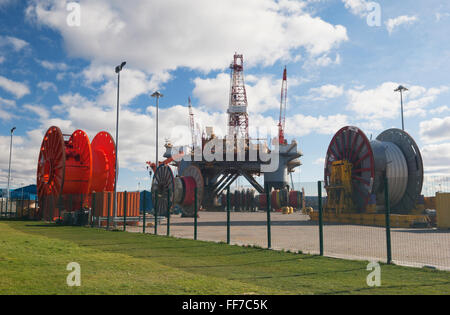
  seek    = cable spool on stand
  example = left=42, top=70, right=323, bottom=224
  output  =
left=324, top=126, right=423, bottom=213
left=91, top=131, right=116, bottom=192
left=37, top=126, right=116, bottom=221
left=151, top=165, right=175, bottom=217
left=151, top=164, right=204, bottom=217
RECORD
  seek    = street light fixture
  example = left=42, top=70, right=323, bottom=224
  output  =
left=151, top=91, right=164, bottom=176
left=113, top=61, right=126, bottom=228
left=6, top=127, right=16, bottom=203
left=394, top=85, right=408, bottom=131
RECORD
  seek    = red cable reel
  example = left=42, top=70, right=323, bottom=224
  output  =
left=37, top=126, right=116, bottom=220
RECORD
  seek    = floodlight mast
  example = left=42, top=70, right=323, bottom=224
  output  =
left=394, top=85, right=408, bottom=131
left=6, top=126, right=16, bottom=206
left=113, top=61, right=126, bottom=228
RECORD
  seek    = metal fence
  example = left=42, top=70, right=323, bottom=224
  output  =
left=1, top=176, right=449, bottom=271
left=0, top=196, right=38, bottom=219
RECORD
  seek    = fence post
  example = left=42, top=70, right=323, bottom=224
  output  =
left=227, top=186, right=231, bottom=245
left=265, top=184, right=271, bottom=249
left=167, top=189, right=171, bottom=236
left=91, top=193, right=96, bottom=227
left=318, top=181, right=324, bottom=256
left=20, top=198, right=24, bottom=219
left=106, top=192, right=111, bottom=230
left=143, top=191, right=147, bottom=234
left=41, top=196, right=45, bottom=221
left=57, top=194, right=63, bottom=222
left=154, top=192, right=158, bottom=235
left=384, top=177, right=392, bottom=264
left=194, top=187, right=198, bottom=241
left=123, top=191, right=127, bottom=232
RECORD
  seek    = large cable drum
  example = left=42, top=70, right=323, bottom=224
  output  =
left=325, top=126, right=375, bottom=210
left=151, top=165, right=175, bottom=217
left=375, top=128, right=423, bottom=211
left=37, top=126, right=116, bottom=220
left=151, top=164, right=204, bottom=217
left=180, top=165, right=204, bottom=216
left=91, top=132, right=116, bottom=192
left=324, top=126, right=423, bottom=212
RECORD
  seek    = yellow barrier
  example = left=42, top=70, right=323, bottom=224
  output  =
left=309, top=212, right=430, bottom=228
left=436, top=193, right=450, bottom=229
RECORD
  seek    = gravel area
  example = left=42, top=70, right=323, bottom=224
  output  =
left=126, top=211, right=450, bottom=270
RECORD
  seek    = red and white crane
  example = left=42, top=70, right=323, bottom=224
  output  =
left=278, top=67, right=288, bottom=145
left=188, top=97, right=195, bottom=152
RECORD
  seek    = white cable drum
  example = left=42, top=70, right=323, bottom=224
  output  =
left=384, top=142, right=408, bottom=205
left=173, top=177, right=184, bottom=204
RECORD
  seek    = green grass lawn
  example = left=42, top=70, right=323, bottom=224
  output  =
left=0, top=220, right=449, bottom=295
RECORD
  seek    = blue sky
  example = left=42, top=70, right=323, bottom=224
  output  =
left=0, top=0, right=449, bottom=192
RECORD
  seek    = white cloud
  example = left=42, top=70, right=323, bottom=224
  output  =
left=81, top=64, right=171, bottom=108
left=193, top=72, right=304, bottom=114
left=0, top=97, right=16, bottom=121
left=421, top=143, right=450, bottom=175
left=0, top=35, right=29, bottom=51
left=36, top=59, right=69, bottom=71
left=24, top=104, right=50, bottom=120
left=386, top=15, right=418, bottom=34
left=342, top=0, right=370, bottom=17
left=436, top=12, right=450, bottom=22
left=0, top=96, right=16, bottom=108
left=430, top=106, right=450, bottom=115
left=313, top=157, right=325, bottom=165
left=37, top=81, right=57, bottom=92
left=0, top=129, right=44, bottom=187
left=420, top=116, right=450, bottom=144
left=346, top=82, right=448, bottom=120
left=309, top=84, right=344, bottom=100
left=26, top=0, right=348, bottom=73
left=286, top=113, right=349, bottom=137
left=0, top=75, right=30, bottom=98
left=0, top=56, right=5, bottom=64
left=192, top=73, right=229, bottom=112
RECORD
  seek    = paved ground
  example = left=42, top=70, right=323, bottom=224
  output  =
left=127, top=211, right=450, bottom=270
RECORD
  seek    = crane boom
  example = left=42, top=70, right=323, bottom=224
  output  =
left=188, top=97, right=195, bottom=152
left=278, top=67, right=287, bottom=145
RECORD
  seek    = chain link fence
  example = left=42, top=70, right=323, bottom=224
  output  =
left=2, top=176, right=449, bottom=270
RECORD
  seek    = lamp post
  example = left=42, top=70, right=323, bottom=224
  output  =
left=151, top=91, right=164, bottom=174
left=113, top=61, right=126, bottom=228
left=6, top=127, right=16, bottom=205
left=394, top=85, right=408, bottom=131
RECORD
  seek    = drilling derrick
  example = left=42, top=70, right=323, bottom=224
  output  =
left=228, top=53, right=249, bottom=140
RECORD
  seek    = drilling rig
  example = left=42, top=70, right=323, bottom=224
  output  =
left=151, top=54, right=302, bottom=216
